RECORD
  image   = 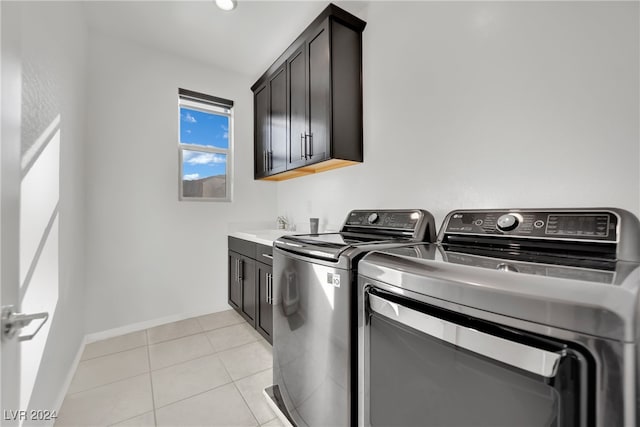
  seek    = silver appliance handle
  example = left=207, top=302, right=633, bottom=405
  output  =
left=262, top=253, right=273, bottom=260
left=367, top=292, right=564, bottom=378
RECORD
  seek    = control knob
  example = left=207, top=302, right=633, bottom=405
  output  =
left=367, top=213, right=379, bottom=224
left=496, top=263, right=519, bottom=273
left=496, top=214, right=520, bottom=231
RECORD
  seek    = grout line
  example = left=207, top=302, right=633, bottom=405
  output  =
left=80, top=342, right=148, bottom=362
left=147, top=329, right=204, bottom=346
left=150, top=352, right=222, bottom=373
left=231, top=381, right=260, bottom=427
left=145, top=330, right=159, bottom=427
left=232, top=366, right=272, bottom=383
left=106, top=411, right=154, bottom=427
left=203, top=331, right=260, bottom=356
left=66, top=372, right=150, bottom=397
left=153, top=379, right=235, bottom=410
left=198, top=320, right=248, bottom=334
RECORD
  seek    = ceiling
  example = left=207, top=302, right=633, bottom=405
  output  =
left=83, top=1, right=368, bottom=83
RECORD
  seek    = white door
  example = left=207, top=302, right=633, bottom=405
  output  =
left=1, top=5, right=52, bottom=424
left=1, top=2, right=24, bottom=420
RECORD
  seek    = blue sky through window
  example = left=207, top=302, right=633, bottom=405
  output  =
left=182, top=151, right=226, bottom=181
left=180, top=107, right=229, bottom=181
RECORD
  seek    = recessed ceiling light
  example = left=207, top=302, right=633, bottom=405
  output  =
left=216, top=0, right=237, bottom=11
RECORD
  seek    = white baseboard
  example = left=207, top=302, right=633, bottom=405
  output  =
left=51, top=306, right=234, bottom=415
left=52, top=335, right=86, bottom=418
left=263, top=388, right=294, bottom=427
left=84, top=307, right=231, bottom=343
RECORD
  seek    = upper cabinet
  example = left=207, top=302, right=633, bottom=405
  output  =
left=254, top=64, right=287, bottom=178
left=251, top=4, right=366, bottom=181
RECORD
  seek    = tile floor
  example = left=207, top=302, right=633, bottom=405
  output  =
left=56, top=310, right=282, bottom=427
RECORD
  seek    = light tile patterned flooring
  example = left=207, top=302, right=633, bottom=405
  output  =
left=56, top=310, right=282, bottom=427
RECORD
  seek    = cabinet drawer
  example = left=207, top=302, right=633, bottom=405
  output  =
left=228, top=236, right=256, bottom=258
left=255, top=244, right=273, bottom=266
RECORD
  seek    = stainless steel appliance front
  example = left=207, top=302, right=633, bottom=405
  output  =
left=358, top=208, right=640, bottom=427
left=273, top=249, right=352, bottom=427
left=270, top=209, right=437, bottom=426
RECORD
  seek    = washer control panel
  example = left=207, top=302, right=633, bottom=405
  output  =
left=345, top=210, right=422, bottom=230
left=443, top=210, right=618, bottom=242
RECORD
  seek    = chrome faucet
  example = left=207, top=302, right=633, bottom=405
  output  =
left=277, top=216, right=289, bottom=230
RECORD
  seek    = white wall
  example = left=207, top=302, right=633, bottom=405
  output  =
left=1, top=0, right=88, bottom=417
left=277, top=2, right=640, bottom=232
left=84, top=32, right=278, bottom=334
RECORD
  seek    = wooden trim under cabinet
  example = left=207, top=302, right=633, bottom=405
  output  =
left=258, top=158, right=360, bottom=181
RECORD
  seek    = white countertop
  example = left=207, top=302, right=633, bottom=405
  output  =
left=229, top=229, right=298, bottom=246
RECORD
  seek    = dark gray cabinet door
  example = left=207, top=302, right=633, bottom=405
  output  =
left=254, top=83, right=270, bottom=178
left=251, top=5, right=365, bottom=180
left=306, top=20, right=330, bottom=164
left=269, top=66, right=287, bottom=174
left=256, top=262, right=273, bottom=344
left=287, top=47, right=307, bottom=170
left=240, top=256, right=256, bottom=326
left=228, top=251, right=242, bottom=310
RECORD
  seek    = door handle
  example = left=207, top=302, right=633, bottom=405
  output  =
left=263, top=150, right=268, bottom=172
left=267, top=273, right=272, bottom=304
left=367, top=292, right=564, bottom=378
left=269, top=151, right=273, bottom=170
left=307, top=133, right=313, bottom=158
left=238, top=260, right=243, bottom=281
left=236, top=259, right=240, bottom=282
left=1, top=305, right=49, bottom=342
left=300, top=134, right=305, bottom=160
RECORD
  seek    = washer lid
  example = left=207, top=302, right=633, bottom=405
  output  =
left=358, top=246, right=640, bottom=341
left=275, top=232, right=412, bottom=261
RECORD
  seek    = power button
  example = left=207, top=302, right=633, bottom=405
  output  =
left=533, top=220, right=545, bottom=229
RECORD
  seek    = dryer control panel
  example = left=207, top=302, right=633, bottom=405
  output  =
left=439, top=208, right=640, bottom=262
left=443, top=210, right=618, bottom=242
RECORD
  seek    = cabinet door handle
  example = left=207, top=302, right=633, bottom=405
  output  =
left=269, top=151, right=273, bottom=170
left=238, top=259, right=243, bottom=281
left=263, top=150, right=267, bottom=172
left=300, top=134, right=305, bottom=160
left=267, top=273, right=272, bottom=304
left=235, top=259, right=239, bottom=282
left=307, top=133, right=313, bottom=158
left=265, top=273, right=270, bottom=304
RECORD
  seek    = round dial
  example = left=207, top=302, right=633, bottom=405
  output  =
left=496, top=263, right=519, bottom=273
left=496, top=214, right=519, bottom=231
left=367, top=213, right=379, bottom=224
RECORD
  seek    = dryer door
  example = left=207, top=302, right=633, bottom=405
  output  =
left=361, top=287, right=592, bottom=427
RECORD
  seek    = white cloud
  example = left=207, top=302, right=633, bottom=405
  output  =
left=183, top=173, right=200, bottom=181
left=183, top=112, right=197, bottom=123
left=183, top=151, right=225, bottom=165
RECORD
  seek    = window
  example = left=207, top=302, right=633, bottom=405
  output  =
left=178, top=88, right=233, bottom=201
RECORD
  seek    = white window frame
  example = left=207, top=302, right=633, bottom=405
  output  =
left=178, top=95, right=233, bottom=202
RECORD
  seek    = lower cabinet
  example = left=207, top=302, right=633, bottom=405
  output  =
left=256, top=261, right=273, bottom=344
left=228, top=250, right=256, bottom=326
left=228, top=237, right=273, bottom=344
